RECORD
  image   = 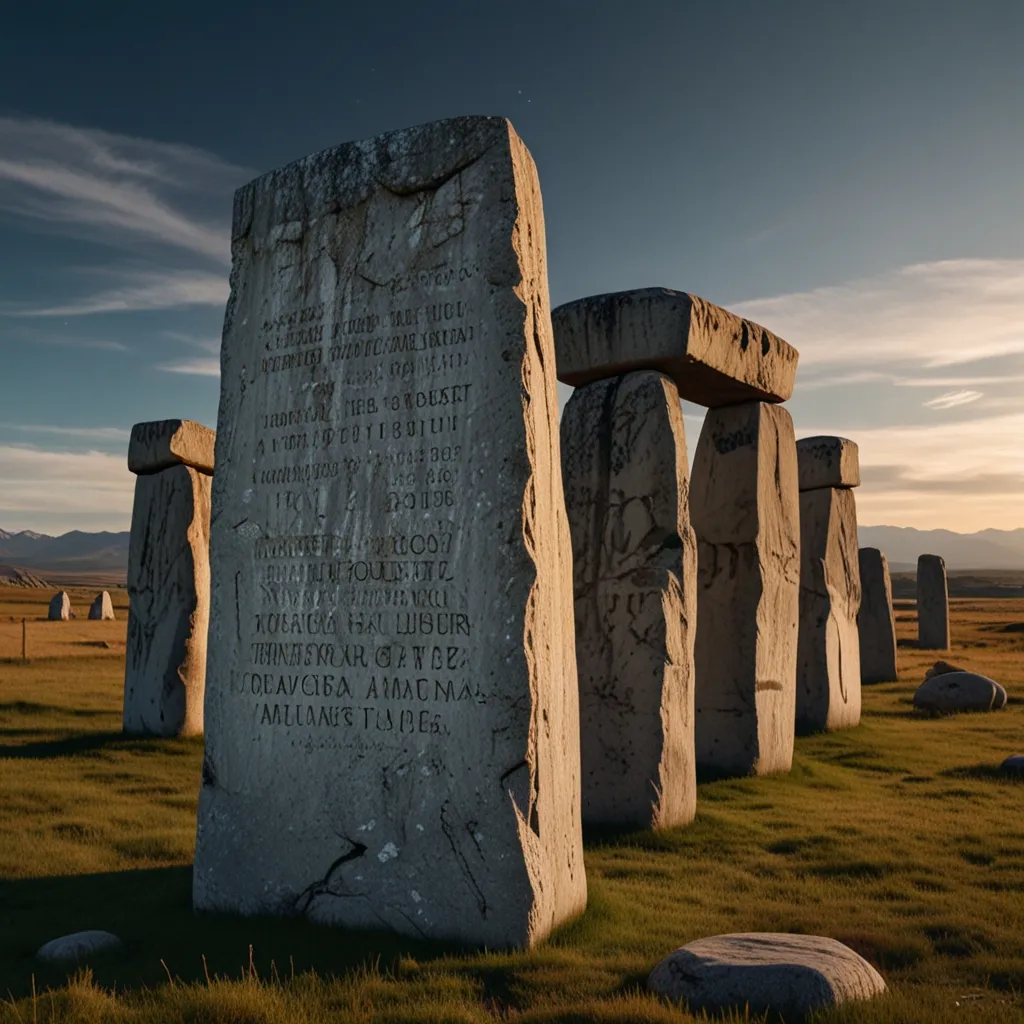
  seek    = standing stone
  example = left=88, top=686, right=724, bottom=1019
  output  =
left=193, top=116, right=586, bottom=949
left=48, top=591, right=71, bottom=621
left=796, top=483, right=862, bottom=733
left=691, top=402, right=800, bottom=776
left=88, top=591, right=116, bottom=621
left=917, top=554, right=950, bottom=650
left=123, top=422, right=214, bottom=737
left=561, top=371, right=696, bottom=830
left=858, top=548, right=897, bottom=683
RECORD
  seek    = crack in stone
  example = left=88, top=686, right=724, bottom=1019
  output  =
left=294, top=837, right=368, bottom=914
left=440, top=799, right=488, bottom=919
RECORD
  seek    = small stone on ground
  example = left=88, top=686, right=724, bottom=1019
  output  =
left=648, top=932, right=886, bottom=1018
left=37, top=930, right=122, bottom=962
left=913, top=671, right=1007, bottom=714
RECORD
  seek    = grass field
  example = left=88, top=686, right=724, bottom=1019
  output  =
left=1, top=586, right=1023, bottom=1022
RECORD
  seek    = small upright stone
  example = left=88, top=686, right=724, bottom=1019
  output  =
left=88, top=591, right=115, bottom=621
left=127, top=419, right=216, bottom=475
left=551, top=288, right=798, bottom=406
left=917, top=554, right=950, bottom=650
left=193, top=117, right=586, bottom=949
left=561, top=371, right=697, bottom=830
left=692, top=402, right=800, bottom=776
left=123, top=421, right=214, bottom=737
left=796, top=436, right=860, bottom=491
left=48, top=591, right=70, bottom=621
left=857, top=549, right=897, bottom=683
left=796, top=488, right=862, bottom=732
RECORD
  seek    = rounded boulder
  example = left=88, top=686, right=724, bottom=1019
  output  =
left=37, top=930, right=122, bottom=962
left=913, top=671, right=1006, bottom=714
left=648, top=932, right=886, bottom=1018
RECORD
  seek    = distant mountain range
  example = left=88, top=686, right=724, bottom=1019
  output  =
left=1, top=525, right=1022, bottom=577
left=0, top=528, right=129, bottom=574
left=857, top=526, right=1024, bottom=571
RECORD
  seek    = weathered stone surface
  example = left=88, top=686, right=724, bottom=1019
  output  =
left=561, top=371, right=696, bottom=830
left=193, top=116, right=586, bottom=949
left=692, top=402, right=800, bottom=776
left=127, top=419, right=216, bottom=475
left=858, top=548, right=897, bottom=684
left=37, top=930, right=122, bottom=962
left=1001, top=755, right=1024, bottom=776
left=796, top=488, right=862, bottom=733
left=913, top=671, right=1006, bottom=713
left=648, top=932, right=887, bottom=1018
left=917, top=554, right=950, bottom=650
left=551, top=288, right=798, bottom=407
left=48, top=591, right=70, bottom=621
left=796, top=435, right=860, bottom=492
left=89, top=591, right=115, bottom=621
left=123, top=464, right=211, bottom=737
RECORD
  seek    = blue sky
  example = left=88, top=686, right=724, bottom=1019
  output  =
left=1, top=1, right=1022, bottom=533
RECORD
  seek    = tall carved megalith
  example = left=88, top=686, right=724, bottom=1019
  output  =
left=858, top=547, right=898, bottom=683
left=123, top=420, right=214, bottom=737
left=795, top=437, right=862, bottom=733
left=917, top=554, right=950, bottom=650
left=193, top=117, right=586, bottom=949
left=560, top=371, right=697, bottom=830
left=691, top=402, right=800, bottom=776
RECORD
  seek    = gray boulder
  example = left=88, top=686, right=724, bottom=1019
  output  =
left=37, top=930, right=122, bottom=962
left=913, top=671, right=1007, bottom=713
left=648, top=932, right=886, bottom=1018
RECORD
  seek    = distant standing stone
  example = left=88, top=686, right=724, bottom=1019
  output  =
left=692, top=402, right=800, bottom=776
left=37, top=930, right=121, bottom=962
left=913, top=671, right=1006, bottom=713
left=857, top=548, right=898, bottom=684
left=123, top=422, right=214, bottom=738
left=917, top=554, right=949, bottom=650
left=88, top=591, right=115, bottom=621
left=1001, top=755, right=1024, bottom=776
left=193, top=116, right=586, bottom=949
left=551, top=288, right=798, bottom=406
left=561, top=371, right=697, bottom=830
left=648, top=932, right=887, bottom=1018
left=795, top=437, right=862, bottom=734
left=47, top=591, right=70, bottom=621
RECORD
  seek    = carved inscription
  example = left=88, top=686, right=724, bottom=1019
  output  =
left=240, top=265, right=481, bottom=740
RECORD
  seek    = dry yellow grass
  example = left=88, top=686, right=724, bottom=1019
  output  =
left=1, top=591, right=1022, bottom=1023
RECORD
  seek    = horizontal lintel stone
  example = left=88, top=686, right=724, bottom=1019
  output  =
left=128, top=419, right=216, bottom=475
left=796, top=435, right=860, bottom=491
left=551, top=288, right=798, bottom=407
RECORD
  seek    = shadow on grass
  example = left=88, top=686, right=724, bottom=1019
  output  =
left=939, top=763, right=1022, bottom=781
left=0, top=730, right=133, bottom=759
left=0, top=866, right=469, bottom=999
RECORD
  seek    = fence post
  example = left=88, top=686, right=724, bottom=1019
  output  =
left=21, top=617, right=27, bottom=661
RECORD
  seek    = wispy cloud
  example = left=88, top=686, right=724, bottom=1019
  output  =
left=0, top=117, right=247, bottom=265
left=157, top=357, right=220, bottom=377
left=0, top=444, right=134, bottom=533
left=732, top=259, right=1024, bottom=370
left=922, top=389, right=983, bottom=410
left=2, top=269, right=229, bottom=316
left=0, top=423, right=130, bottom=442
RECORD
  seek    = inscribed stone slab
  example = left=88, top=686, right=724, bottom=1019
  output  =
left=561, top=371, right=697, bottom=830
left=691, top=402, right=800, bottom=776
left=128, top=419, right=216, bottom=475
left=551, top=289, right=798, bottom=407
left=796, top=436, right=860, bottom=492
left=917, top=554, right=950, bottom=650
left=193, top=116, right=586, bottom=949
left=796, top=488, right=862, bottom=733
left=857, top=548, right=897, bottom=684
left=123, top=465, right=211, bottom=736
